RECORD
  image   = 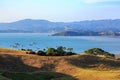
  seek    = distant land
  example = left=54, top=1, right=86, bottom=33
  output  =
left=0, top=19, right=120, bottom=36
left=52, top=31, right=120, bottom=36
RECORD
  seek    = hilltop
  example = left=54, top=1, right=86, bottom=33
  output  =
left=0, top=48, right=120, bottom=80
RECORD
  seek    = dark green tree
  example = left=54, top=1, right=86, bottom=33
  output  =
left=67, top=48, right=73, bottom=52
left=84, top=48, right=105, bottom=55
left=84, top=48, right=115, bottom=58
left=46, top=48, right=57, bottom=56
left=36, top=50, right=46, bottom=56
left=56, top=46, right=66, bottom=56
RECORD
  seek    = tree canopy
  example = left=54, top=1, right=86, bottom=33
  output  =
left=84, top=48, right=115, bottom=58
left=23, top=46, right=76, bottom=56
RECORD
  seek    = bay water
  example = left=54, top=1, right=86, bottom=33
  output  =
left=0, top=33, right=120, bottom=54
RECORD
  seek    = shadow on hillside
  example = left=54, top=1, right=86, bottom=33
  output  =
left=0, top=54, right=77, bottom=80
left=0, top=54, right=39, bottom=72
left=65, top=55, right=120, bottom=69
left=33, top=72, right=78, bottom=80
left=40, top=63, right=55, bottom=71
left=1, top=71, right=78, bottom=80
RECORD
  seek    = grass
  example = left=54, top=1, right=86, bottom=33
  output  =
left=1, top=72, right=76, bottom=80
left=1, top=69, right=120, bottom=80
left=71, top=68, right=120, bottom=80
left=0, top=48, right=18, bottom=52
left=2, top=72, right=52, bottom=80
left=0, top=48, right=120, bottom=80
left=0, top=48, right=27, bottom=55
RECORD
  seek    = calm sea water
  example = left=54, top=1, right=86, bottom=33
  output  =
left=0, top=33, right=120, bottom=54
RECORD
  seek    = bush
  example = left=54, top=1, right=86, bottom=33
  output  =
left=84, top=48, right=105, bottom=55
left=36, top=50, right=46, bottom=56
left=65, top=52, right=76, bottom=56
left=21, top=49, right=26, bottom=51
left=22, top=46, right=77, bottom=56
left=26, top=49, right=33, bottom=51
left=56, top=46, right=66, bottom=56
left=84, top=48, right=115, bottom=58
left=26, top=51, right=36, bottom=54
left=46, top=48, right=57, bottom=56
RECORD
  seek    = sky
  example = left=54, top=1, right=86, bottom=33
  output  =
left=0, top=0, right=120, bottom=22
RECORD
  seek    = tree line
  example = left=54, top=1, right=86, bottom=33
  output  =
left=84, top=48, right=115, bottom=58
left=21, top=46, right=115, bottom=58
left=21, top=46, right=76, bottom=56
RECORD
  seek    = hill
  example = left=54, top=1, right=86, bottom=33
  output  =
left=0, top=19, right=120, bottom=33
left=52, top=30, right=120, bottom=36
left=52, top=31, right=100, bottom=36
left=0, top=48, right=120, bottom=80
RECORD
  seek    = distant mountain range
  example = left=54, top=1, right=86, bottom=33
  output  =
left=0, top=19, right=120, bottom=34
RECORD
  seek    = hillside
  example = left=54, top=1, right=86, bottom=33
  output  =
left=52, top=30, right=120, bottom=36
left=52, top=31, right=101, bottom=36
left=0, top=19, right=120, bottom=33
left=0, top=48, right=120, bottom=80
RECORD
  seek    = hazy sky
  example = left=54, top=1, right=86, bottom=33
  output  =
left=0, top=0, right=120, bottom=22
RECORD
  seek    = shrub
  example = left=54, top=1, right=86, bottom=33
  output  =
left=26, top=49, right=33, bottom=51
left=84, top=48, right=105, bottom=55
left=26, top=51, right=36, bottom=54
left=36, top=50, right=46, bottom=56
left=21, top=49, right=26, bottom=51
left=84, top=48, right=115, bottom=58
left=23, top=46, right=77, bottom=56
left=65, top=52, right=76, bottom=56
left=56, top=46, right=66, bottom=56
left=46, top=48, right=57, bottom=56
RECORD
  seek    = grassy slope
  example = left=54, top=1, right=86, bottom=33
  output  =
left=0, top=48, right=26, bottom=55
left=0, top=48, right=120, bottom=80
left=1, top=72, right=75, bottom=80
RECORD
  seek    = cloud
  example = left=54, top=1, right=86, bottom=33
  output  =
left=83, top=0, right=120, bottom=3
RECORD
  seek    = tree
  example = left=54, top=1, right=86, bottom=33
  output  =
left=65, top=52, right=76, bottom=56
left=46, top=48, right=57, bottom=56
left=84, top=48, right=115, bottom=58
left=84, top=48, right=105, bottom=55
left=56, top=46, right=66, bottom=56
left=26, top=49, right=33, bottom=51
left=26, top=51, right=36, bottom=54
left=36, top=50, right=46, bottom=56
left=67, top=48, right=73, bottom=52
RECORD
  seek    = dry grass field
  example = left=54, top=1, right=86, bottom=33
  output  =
left=0, top=48, right=120, bottom=80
